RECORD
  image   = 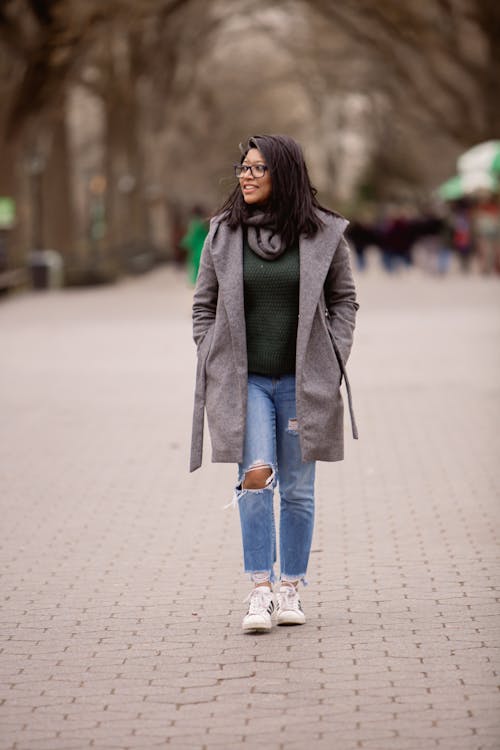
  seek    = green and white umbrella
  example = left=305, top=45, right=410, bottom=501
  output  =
left=438, top=170, right=499, bottom=201
left=438, top=139, right=500, bottom=200
left=457, top=140, right=500, bottom=176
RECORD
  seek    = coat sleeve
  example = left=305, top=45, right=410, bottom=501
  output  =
left=192, top=232, right=218, bottom=347
left=324, top=235, right=359, bottom=365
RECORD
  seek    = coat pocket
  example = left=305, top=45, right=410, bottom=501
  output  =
left=197, top=323, right=215, bottom=362
left=326, top=325, right=344, bottom=384
left=323, top=310, right=344, bottom=385
left=194, top=323, right=215, bottom=404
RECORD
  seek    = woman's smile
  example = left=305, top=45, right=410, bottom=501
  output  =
left=239, top=148, right=272, bottom=204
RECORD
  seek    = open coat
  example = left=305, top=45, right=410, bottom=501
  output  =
left=190, top=210, right=359, bottom=472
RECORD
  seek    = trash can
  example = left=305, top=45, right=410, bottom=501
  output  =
left=29, top=250, right=64, bottom=290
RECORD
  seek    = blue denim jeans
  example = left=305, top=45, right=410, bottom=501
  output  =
left=235, top=374, right=316, bottom=584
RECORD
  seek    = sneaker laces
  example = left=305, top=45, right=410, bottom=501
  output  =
left=244, top=587, right=273, bottom=614
left=279, top=585, right=300, bottom=611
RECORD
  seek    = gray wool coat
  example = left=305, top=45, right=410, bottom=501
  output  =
left=190, top=210, right=359, bottom=473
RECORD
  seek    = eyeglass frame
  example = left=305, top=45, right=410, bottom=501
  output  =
left=233, top=163, right=269, bottom=179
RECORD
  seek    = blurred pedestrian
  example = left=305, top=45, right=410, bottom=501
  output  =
left=379, top=207, right=414, bottom=272
left=449, top=201, right=474, bottom=273
left=416, top=209, right=450, bottom=275
left=180, top=206, right=208, bottom=285
left=473, top=192, right=500, bottom=275
left=347, top=218, right=377, bottom=271
left=191, top=134, right=358, bottom=633
left=170, top=204, right=187, bottom=267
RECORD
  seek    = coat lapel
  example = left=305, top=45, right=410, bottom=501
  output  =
left=297, top=215, right=349, bottom=374
left=210, top=221, right=247, bottom=377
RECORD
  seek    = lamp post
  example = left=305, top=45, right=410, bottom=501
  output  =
left=28, top=153, right=45, bottom=251
left=88, top=174, right=107, bottom=271
left=26, top=151, right=48, bottom=289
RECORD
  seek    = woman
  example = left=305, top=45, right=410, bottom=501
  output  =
left=191, top=135, right=358, bottom=632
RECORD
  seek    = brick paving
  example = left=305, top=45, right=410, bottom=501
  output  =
left=1, top=265, right=499, bottom=750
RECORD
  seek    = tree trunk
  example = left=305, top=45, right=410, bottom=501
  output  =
left=102, top=28, right=150, bottom=269
left=0, top=75, right=27, bottom=269
left=41, top=107, right=76, bottom=261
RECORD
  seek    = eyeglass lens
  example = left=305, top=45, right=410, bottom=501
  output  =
left=235, top=164, right=266, bottom=178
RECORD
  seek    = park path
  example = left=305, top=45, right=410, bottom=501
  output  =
left=1, top=264, right=499, bottom=749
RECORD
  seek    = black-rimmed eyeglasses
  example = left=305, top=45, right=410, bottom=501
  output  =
left=234, top=164, right=269, bottom=179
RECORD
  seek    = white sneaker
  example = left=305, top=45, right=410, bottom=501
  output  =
left=242, top=587, right=275, bottom=632
left=276, top=585, right=306, bottom=625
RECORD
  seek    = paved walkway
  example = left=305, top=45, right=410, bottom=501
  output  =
left=1, top=265, right=499, bottom=750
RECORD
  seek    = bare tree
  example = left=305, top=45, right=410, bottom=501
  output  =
left=1, top=0, right=499, bottom=279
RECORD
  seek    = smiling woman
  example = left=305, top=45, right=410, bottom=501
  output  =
left=191, top=134, right=359, bottom=634
left=235, top=151, right=272, bottom=204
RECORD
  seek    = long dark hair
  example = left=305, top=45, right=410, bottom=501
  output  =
left=217, top=134, right=333, bottom=247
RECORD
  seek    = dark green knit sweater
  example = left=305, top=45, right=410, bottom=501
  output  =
left=243, top=233, right=300, bottom=376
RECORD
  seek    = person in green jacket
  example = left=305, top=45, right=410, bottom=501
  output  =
left=181, top=206, right=208, bottom=285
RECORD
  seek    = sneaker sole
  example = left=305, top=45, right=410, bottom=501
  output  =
left=277, top=612, right=306, bottom=626
left=242, top=621, right=273, bottom=632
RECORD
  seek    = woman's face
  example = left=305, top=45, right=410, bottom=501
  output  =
left=239, top=148, right=272, bottom=205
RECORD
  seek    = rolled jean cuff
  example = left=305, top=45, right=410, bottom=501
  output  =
left=281, top=574, right=309, bottom=587
left=249, top=569, right=276, bottom=584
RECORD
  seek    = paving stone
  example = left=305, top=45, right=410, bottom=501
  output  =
left=1, top=268, right=499, bottom=749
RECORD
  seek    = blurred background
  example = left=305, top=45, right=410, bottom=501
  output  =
left=0, top=0, right=499, bottom=292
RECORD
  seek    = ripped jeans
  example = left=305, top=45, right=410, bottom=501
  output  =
left=235, top=374, right=316, bottom=584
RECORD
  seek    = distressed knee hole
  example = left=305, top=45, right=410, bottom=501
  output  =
left=242, top=463, right=273, bottom=490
